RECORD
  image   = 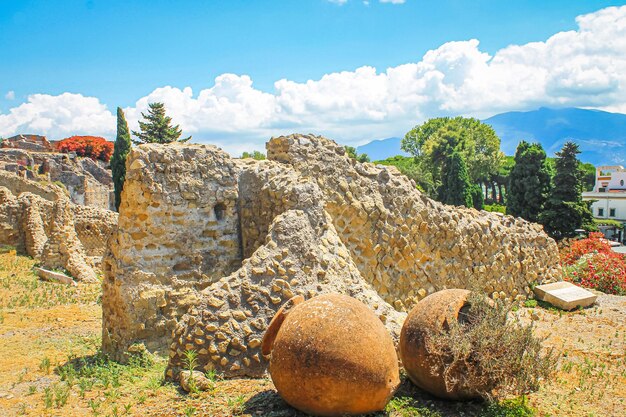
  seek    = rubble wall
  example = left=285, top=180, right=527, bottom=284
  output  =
left=267, top=134, right=561, bottom=309
left=102, top=144, right=243, bottom=356
left=102, top=135, right=562, bottom=377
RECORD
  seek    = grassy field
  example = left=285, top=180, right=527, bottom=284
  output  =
left=0, top=251, right=624, bottom=417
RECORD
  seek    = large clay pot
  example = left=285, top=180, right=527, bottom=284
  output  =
left=262, top=293, right=400, bottom=416
left=399, top=289, right=482, bottom=400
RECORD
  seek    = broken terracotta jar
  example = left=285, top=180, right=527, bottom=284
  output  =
left=262, top=293, right=400, bottom=416
left=399, top=288, right=484, bottom=400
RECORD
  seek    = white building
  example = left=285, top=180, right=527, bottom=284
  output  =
left=582, top=166, right=626, bottom=242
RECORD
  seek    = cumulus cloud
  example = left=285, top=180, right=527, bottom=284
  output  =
left=1, top=6, right=626, bottom=153
left=0, top=93, right=115, bottom=139
left=4, top=91, right=15, bottom=100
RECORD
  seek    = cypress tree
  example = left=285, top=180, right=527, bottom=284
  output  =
left=506, top=141, right=551, bottom=222
left=540, top=142, right=594, bottom=239
left=470, top=183, right=484, bottom=210
left=132, top=102, right=191, bottom=145
left=439, top=151, right=473, bottom=208
left=111, top=107, right=132, bottom=211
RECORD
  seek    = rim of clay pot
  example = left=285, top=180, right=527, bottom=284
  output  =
left=261, top=295, right=305, bottom=356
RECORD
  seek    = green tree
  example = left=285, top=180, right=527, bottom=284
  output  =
left=402, top=117, right=503, bottom=186
left=439, top=151, right=473, bottom=208
left=132, top=102, right=191, bottom=145
left=506, top=141, right=551, bottom=223
left=344, top=146, right=370, bottom=163
left=241, top=151, right=266, bottom=160
left=110, top=107, right=132, bottom=211
left=375, top=155, right=435, bottom=194
left=580, top=162, right=596, bottom=191
left=540, top=142, right=594, bottom=239
left=470, top=183, right=484, bottom=210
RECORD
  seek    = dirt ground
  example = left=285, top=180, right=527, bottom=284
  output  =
left=0, top=251, right=625, bottom=417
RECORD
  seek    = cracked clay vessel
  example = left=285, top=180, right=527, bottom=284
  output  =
left=262, top=293, right=400, bottom=416
left=400, top=289, right=483, bottom=400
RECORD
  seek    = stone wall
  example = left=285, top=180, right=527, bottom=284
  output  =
left=102, top=144, right=243, bottom=355
left=102, top=135, right=562, bottom=378
left=0, top=182, right=117, bottom=280
left=0, top=171, right=66, bottom=201
left=267, top=135, right=561, bottom=309
left=0, top=149, right=114, bottom=210
left=1, top=134, right=54, bottom=152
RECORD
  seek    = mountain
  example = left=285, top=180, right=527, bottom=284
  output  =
left=484, top=107, right=626, bottom=166
left=356, top=137, right=409, bottom=161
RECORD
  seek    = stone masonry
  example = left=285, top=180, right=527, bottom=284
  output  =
left=102, top=134, right=561, bottom=379
left=0, top=173, right=117, bottom=280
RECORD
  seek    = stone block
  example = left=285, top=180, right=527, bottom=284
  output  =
left=533, top=281, right=597, bottom=310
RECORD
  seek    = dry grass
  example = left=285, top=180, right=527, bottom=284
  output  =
left=0, top=251, right=624, bottom=416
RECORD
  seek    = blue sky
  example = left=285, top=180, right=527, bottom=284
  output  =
left=1, top=1, right=626, bottom=152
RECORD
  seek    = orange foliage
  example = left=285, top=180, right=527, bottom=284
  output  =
left=56, top=136, right=113, bottom=162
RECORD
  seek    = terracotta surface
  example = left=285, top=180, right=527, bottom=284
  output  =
left=264, top=293, right=400, bottom=416
left=399, top=289, right=481, bottom=400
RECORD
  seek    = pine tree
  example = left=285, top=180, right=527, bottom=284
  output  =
left=439, top=151, right=473, bottom=208
left=111, top=107, right=132, bottom=211
left=506, top=141, right=551, bottom=222
left=132, top=102, right=191, bottom=145
left=540, top=142, right=594, bottom=239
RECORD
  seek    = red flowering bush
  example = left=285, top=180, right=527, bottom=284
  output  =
left=560, top=232, right=626, bottom=295
left=56, top=136, right=113, bottom=162
left=560, top=232, right=612, bottom=266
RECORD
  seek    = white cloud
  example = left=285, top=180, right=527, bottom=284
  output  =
left=1, top=5, right=626, bottom=152
left=380, top=0, right=406, bottom=4
left=327, top=0, right=348, bottom=4
left=4, top=91, right=15, bottom=100
left=0, top=93, right=115, bottom=139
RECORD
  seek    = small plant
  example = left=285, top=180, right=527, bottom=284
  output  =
left=227, top=394, right=246, bottom=416
left=523, top=299, right=538, bottom=308
left=386, top=397, right=442, bottom=416
left=53, top=382, right=70, bottom=408
left=27, top=385, right=37, bottom=395
left=183, top=349, right=199, bottom=394
left=43, top=387, right=53, bottom=409
left=426, top=291, right=556, bottom=400
left=479, top=396, right=535, bottom=417
left=184, top=405, right=197, bottom=417
left=88, top=398, right=101, bottom=416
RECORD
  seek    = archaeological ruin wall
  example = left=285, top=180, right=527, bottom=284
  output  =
left=0, top=172, right=117, bottom=281
left=102, top=135, right=562, bottom=378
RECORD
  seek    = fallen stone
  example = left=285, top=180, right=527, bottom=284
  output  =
left=35, top=267, right=76, bottom=286
left=179, top=370, right=214, bottom=392
left=533, top=281, right=597, bottom=311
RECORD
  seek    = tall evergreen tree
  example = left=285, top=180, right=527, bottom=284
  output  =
left=111, top=107, right=132, bottom=211
left=506, top=141, right=551, bottom=222
left=132, top=102, right=191, bottom=145
left=470, top=183, right=484, bottom=210
left=439, top=151, right=473, bottom=208
left=540, top=142, right=594, bottom=239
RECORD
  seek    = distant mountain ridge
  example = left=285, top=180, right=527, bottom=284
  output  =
left=356, top=137, right=408, bottom=161
left=484, top=107, right=626, bottom=165
left=356, top=108, right=626, bottom=165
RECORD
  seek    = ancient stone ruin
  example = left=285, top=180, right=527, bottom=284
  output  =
left=101, top=134, right=561, bottom=379
left=0, top=137, right=115, bottom=210
left=0, top=172, right=117, bottom=281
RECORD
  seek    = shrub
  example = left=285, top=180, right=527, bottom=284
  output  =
left=560, top=232, right=626, bottom=295
left=484, top=203, right=506, bottom=214
left=56, top=136, right=113, bottom=162
left=426, top=291, right=556, bottom=400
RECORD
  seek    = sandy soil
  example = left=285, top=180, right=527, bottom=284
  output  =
left=0, top=252, right=624, bottom=417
